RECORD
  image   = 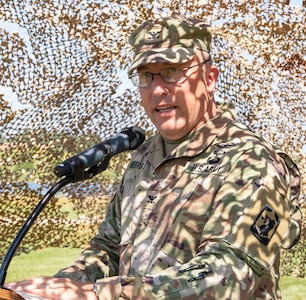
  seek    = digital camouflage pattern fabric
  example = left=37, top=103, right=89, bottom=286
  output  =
left=55, top=103, right=302, bottom=299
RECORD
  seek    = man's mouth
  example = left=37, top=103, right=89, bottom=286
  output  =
left=155, top=106, right=176, bottom=112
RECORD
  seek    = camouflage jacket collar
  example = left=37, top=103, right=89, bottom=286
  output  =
left=138, top=102, right=236, bottom=169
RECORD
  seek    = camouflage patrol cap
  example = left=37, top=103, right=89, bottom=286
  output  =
left=128, top=15, right=212, bottom=75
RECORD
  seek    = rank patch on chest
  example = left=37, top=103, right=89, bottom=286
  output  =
left=251, top=205, right=280, bottom=245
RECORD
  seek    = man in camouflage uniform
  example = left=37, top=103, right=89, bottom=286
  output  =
left=9, top=15, right=302, bottom=300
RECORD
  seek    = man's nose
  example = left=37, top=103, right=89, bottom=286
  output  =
left=152, top=74, right=169, bottom=96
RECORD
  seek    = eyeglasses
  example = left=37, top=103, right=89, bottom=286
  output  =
left=129, top=58, right=211, bottom=87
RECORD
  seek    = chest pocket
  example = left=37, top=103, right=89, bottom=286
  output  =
left=146, top=155, right=230, bottom=272
left=148, top=143, right=236, bottom=271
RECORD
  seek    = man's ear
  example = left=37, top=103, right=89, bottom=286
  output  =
left=206, top=65, right=219, bottom=93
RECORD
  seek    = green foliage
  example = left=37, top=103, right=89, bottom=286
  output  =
left=280, top=276, right=306, bottom=300
left=280, top=233, right=306, bottom=278
left=6, top=248, right=82, bottom=282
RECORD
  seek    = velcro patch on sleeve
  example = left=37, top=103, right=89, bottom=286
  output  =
left=250, top=205, right=280, bottom=245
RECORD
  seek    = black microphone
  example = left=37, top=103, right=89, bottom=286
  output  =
left=54, top=126, right=145, bottom=179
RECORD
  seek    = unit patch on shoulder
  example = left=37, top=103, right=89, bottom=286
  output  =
left=251, top=205, right=280, bottom=245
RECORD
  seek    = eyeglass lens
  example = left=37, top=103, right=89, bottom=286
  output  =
left=131, top=67, right=185, bottom=87
left=130, top=59, right=211, bottom=87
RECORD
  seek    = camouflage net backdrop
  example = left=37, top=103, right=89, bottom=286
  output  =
left=0, top=0, right=305, bottom=277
